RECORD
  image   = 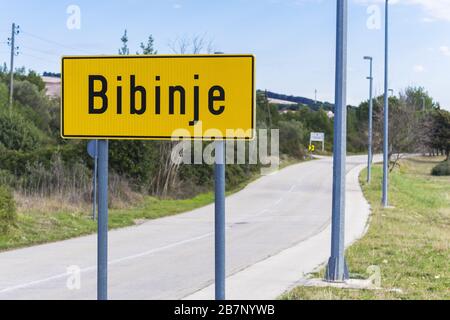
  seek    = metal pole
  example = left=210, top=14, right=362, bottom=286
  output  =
left=326, top=0, right=349, bottom=282
left=9, top=23, right=16, bottom=109
left=364, top=57, right=374, bottom=183
left=93, top=140, right=98, bottom=220
left=97, top=140, right=108, bottom=300
left=382, top=0, right=389, bottom=207
left=422, top=97, right=425, bottom=112
left=215, top=140, right=225, bottom=300
left=212, top=51, right=226, bottom=300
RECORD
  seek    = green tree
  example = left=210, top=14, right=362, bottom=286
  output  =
left=119, top=30, right=130, bottom=55
left=0, top=108, right=46, bottom=151
left=429, top=110, right=450, bottom=159
left=138, top=35, right=157, bottom=54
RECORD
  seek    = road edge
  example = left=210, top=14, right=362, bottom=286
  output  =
left=183, top=162, right=373, bottom=300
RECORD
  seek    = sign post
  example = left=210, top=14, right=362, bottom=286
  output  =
left=87, top=140, right=98, bottom=220
left=310, top=132, right=325, bottom=152
left=326, top=0, right=349, bottom=282
left=213, top=52, right=226, bottom=301
left=214, top=140, right=225, bottom=300
left=97, top=140, right=108, bottom=300
left=61, top=54, right=255, bottom=300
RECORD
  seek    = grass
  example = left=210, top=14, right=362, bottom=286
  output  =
left=0, top=155, right=306, bottom=252
left=282, top=156, right=450, bottom=300
left=0, top=192, right=215, bottom=251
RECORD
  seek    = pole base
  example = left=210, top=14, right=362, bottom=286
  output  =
left=325, top=257, right=349, bottom=282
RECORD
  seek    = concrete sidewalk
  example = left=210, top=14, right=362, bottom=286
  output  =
left=184, top=162, right=372, bottom=300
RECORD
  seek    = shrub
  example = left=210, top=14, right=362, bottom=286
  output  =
left=0, top=108, right=47, bottom=151
left=431, top=160, right=450, bottom=176
left=0, top=82, right=8, bottom=108
left=278, top=120, right=306, bottom=159
left=0, top=185, right=17, bottom=233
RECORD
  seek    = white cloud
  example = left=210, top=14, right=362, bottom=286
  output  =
left=413, top=64, right=425, bottom=73
left=409, top=0, right=450, bottom=22
left=354, top=0, right=450, bottom=22
left=439, top=46, right=450, bottom=56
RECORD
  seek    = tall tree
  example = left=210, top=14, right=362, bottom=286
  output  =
left=138, top=35, right=157, bottom=55
left=118, top=30, right=129, bottom=55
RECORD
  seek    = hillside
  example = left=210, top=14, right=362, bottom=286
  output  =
left=263, top=90, right=334, bottom=111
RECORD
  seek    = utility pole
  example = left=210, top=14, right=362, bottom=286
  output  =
left=364, top=56, right=373, bottom=184
left=7, top=23, right=20, bottom=109
left=326, top=0, right=349, bottom=282
left=382, top=0, right=389, bottom=208
left=314, top=89, right=317, bottom=106
left=265, top=89, right=272, bottom=128
left=421, top=97, right=426, bottom=112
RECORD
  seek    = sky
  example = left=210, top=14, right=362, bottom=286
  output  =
left=1, top=0, right=450, bottom=109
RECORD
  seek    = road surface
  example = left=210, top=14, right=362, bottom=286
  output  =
left=0, top=155, right=375, bottom=299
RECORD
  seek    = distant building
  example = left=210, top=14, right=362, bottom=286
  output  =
left=42, top=76, right=61, bottom=98
left=268, top=98, right=297, bottom=106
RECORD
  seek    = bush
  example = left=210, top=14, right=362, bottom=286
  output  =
left=431, top=160, right=450, bottom=176
left=0, top=82, right=8, bottom=108
left=0, top=108, right=47, bottom=151
left=278, top=120, right=306, bottom=159
left=0, top=185, right=17, bottom=233
left=13, top=80, right=60, bottom=136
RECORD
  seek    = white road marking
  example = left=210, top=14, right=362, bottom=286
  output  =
left=0, top=183, right=301, bottom=295
left=0, top=232, right=213, bottom=294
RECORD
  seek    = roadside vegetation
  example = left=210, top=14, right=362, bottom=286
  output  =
left=0, top=31, right=449, bottom=252
left=0, top=32, right=324, bottom=248
left=282, top=157, right=450, bottom=300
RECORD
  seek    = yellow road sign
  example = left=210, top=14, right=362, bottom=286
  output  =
left=61, top=54, right=255, bottom=140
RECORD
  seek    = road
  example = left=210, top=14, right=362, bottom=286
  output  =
left=0, top=155, right=375, bottom=299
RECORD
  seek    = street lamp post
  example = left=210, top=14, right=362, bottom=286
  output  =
left=364, top=56, right=373, bottom=184
left=382, top=0, right=390, bottom=208
left=325, top=0, right=349, bottom=282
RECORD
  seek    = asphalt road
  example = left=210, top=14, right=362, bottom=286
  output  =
left=0, top=155, right=372, bottom=299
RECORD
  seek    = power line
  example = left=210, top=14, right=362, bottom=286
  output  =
left=20, top=44, right=61, bottom=57
left=20, top=52, right=57, bottom=64
left=21, top=29, right=93, bottom=54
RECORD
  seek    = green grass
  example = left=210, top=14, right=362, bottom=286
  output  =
left=282, top=157, right=450, bottom=300
left=0, top=192, right=215, bottom=251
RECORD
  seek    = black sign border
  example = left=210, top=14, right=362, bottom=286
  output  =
left=61, top=54, right=255, bottom=141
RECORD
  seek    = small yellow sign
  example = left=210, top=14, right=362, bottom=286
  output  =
left=61, top=55, right=255, bottom=140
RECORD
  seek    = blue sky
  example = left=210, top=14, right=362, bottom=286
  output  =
left=1, top=0, right=450, bottom=109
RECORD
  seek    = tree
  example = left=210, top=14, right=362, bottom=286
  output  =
left=168, top=34, right=216, bottom=54
left=429, top=110, right=450, bottom=159
left=118, top=30, right=130, bottom=55
left=138, top=35, right=157, bottom=55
